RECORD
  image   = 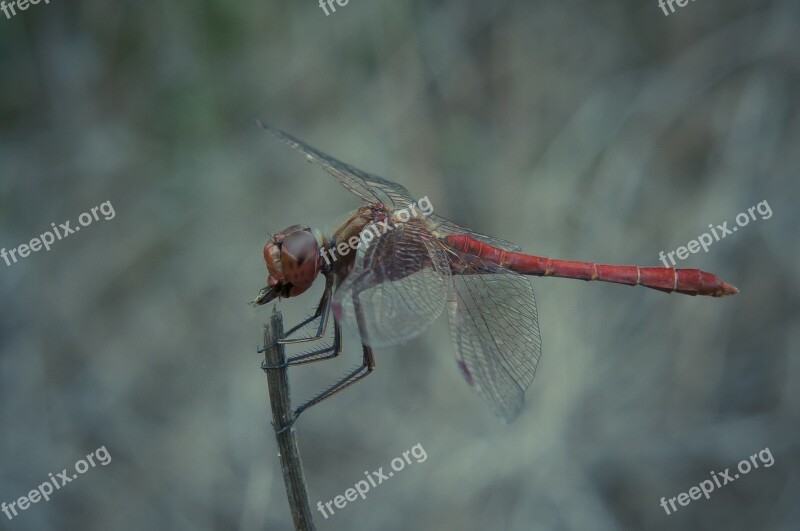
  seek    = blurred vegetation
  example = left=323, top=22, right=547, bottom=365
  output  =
left=0, top=0, right=798, bottom=530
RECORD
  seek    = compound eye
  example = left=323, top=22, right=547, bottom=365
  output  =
left=274, top=224, right=310, bottom=244
left=280, top=230, right=320, bottom=289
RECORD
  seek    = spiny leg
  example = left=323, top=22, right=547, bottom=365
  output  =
left=275, top=294, right=375, bottom=433
left=275, top=344, right=375, bottom=433
left=262, top=319, right=341, bottom=370
left=278, top=275, right=334, bottom=344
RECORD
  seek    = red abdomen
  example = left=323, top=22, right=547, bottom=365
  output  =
left=444, top=234, right=738, bottom=297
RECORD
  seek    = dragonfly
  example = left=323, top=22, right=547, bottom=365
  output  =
left=253, top=122, right=738, bottom=427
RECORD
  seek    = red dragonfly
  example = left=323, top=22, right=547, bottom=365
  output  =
left=254, top=122, right=737, bottom=426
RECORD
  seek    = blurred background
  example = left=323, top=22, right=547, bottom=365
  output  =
left=0, top=0, right=798, bottom=529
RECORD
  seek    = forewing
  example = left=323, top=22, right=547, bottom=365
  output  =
left=333, top=220, right=452, bottom=348
left=448, top=269, right=542, bottom=422
left=260, top=123, right=525, bottom=254
left=258, top=121, right=415, bottom=209
left=430, top=213, right=522, bottom=252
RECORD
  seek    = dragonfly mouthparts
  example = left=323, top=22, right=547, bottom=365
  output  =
left=252, top=286, right=278, bottom=306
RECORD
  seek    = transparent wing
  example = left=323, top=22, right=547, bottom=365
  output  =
left=258, top=121, right=416, bottom=210
left=447, top=260, right=542, bottom=422
left=259, top=122, right=525, bottom=253
left=332, top=220, right=452, bottom=348
left=429, top=213, right=522, bottom=252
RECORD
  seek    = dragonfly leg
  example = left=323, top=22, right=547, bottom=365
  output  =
left=275, top=344, right=375, bottom=433
left=262, top=319, right=341, bottom=369
left=275, top=296, right=375, bottom=432
left=276, top=275, right=333, bottom=345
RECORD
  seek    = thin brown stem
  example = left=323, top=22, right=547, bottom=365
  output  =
left=263, top=307, right=316, bottom=531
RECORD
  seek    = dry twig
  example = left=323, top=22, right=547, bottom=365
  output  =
left=263, top=308, right=316, bottom=531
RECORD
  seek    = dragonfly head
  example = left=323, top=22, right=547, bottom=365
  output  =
left=255, top=225, right=321, bottom=305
